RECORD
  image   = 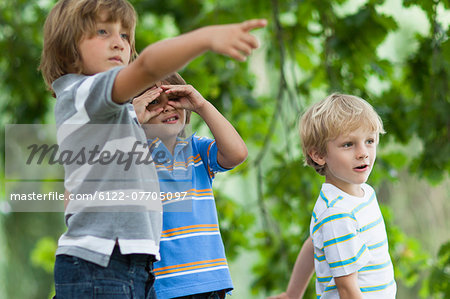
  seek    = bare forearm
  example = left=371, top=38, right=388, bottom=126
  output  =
left=138, top=21, right=263, bottom=78
left=139, top=29, right=211, bottom=83
left=335, top=272, right=363, bottom=299
left=337, top=288, right=364, bottom=299
left=196, top=101, right=247, bottom=169
left=286, top=237, right=315, bottom=299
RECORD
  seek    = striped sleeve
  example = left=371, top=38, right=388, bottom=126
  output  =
left=194, top=137, right=233, bottom=179
left=314, top=207, right=372, bottom=277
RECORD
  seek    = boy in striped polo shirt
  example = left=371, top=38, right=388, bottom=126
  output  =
left=297, top=93, right=396, bottom=298
left=133, top=73, right=247, bottom=298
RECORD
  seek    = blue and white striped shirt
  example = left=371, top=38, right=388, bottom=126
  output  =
left=310, top=183, right=396, bottom=298
left=150, top=134, right=233, bottom=299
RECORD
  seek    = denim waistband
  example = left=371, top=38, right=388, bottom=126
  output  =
left=110, top=245, right=156, bottom=266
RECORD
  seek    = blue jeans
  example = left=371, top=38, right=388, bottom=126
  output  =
left=54, top=246, right=156, bottom=299
left=174, top=290, right=226, bottom=299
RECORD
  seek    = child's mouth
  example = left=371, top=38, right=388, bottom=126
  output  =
left=354, top=164, right=369, bottom=171
left=109, top=56, right=123, bottom=63
left=163, top=116, right=179, bottom=123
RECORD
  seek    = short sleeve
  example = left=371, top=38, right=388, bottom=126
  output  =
left=53, top=66, right=125, bottom=123
left=81, top=67, right=126, bottom=119
left=314, top=207, right=372, bottom=277
left=193, top=136, right=233, bottom=179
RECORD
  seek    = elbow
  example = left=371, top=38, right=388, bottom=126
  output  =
left=239, top=146, right=249, bottom=164
left=231, top=144, right=248, bottom=166
left=219, top=144, right=248, bottom=169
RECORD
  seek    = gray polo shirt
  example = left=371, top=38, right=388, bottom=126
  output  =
left=53, top=67, right=162, bottom=267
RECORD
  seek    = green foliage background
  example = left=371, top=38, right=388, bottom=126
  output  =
left=0, top=0, right=449, bottom=298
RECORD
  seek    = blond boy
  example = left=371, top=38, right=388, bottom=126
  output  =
left=298, top=93, right=396, bottom=298
left=39, top=0, right=265, bottom=297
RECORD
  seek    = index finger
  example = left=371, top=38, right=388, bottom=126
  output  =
left=241, top=19, right=267, bottom=32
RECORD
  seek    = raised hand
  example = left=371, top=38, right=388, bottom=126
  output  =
left=161, top=84, right=207, bottom=113
left=132, top=86, right=164, bottom=124
left=207, top=19, right=267, bottom=61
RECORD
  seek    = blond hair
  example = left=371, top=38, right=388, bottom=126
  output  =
left=299, top=93, right=385, bottom=175
left=39, top=0, right=137, bottom=93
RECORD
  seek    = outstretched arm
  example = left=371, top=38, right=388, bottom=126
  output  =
left=113, top=19, right=267, bottom=103
left=267, top=237, right=315, bottom=299
left=162, top=84, right=248, bottom=169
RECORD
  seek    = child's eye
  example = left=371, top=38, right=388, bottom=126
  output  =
left=366, top=138, right=375, bottom=144
left=342, top=142, right=353, bottom=148
left=120, top=33, right=129, bottom=40
left=149, top=99, right=159, bottom=105
left=97, top=29, right=107, bottom=35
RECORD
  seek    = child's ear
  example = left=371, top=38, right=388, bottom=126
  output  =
left=309, top=149, right=326, bottom=166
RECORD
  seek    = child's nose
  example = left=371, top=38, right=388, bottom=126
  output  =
left=357, top=147, right=369, bottom=159
left=111, top=34, right=125, bottom=50
left=157, top=93, right=174, bottom=112
left=163, top=103, right=175, bottom=113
